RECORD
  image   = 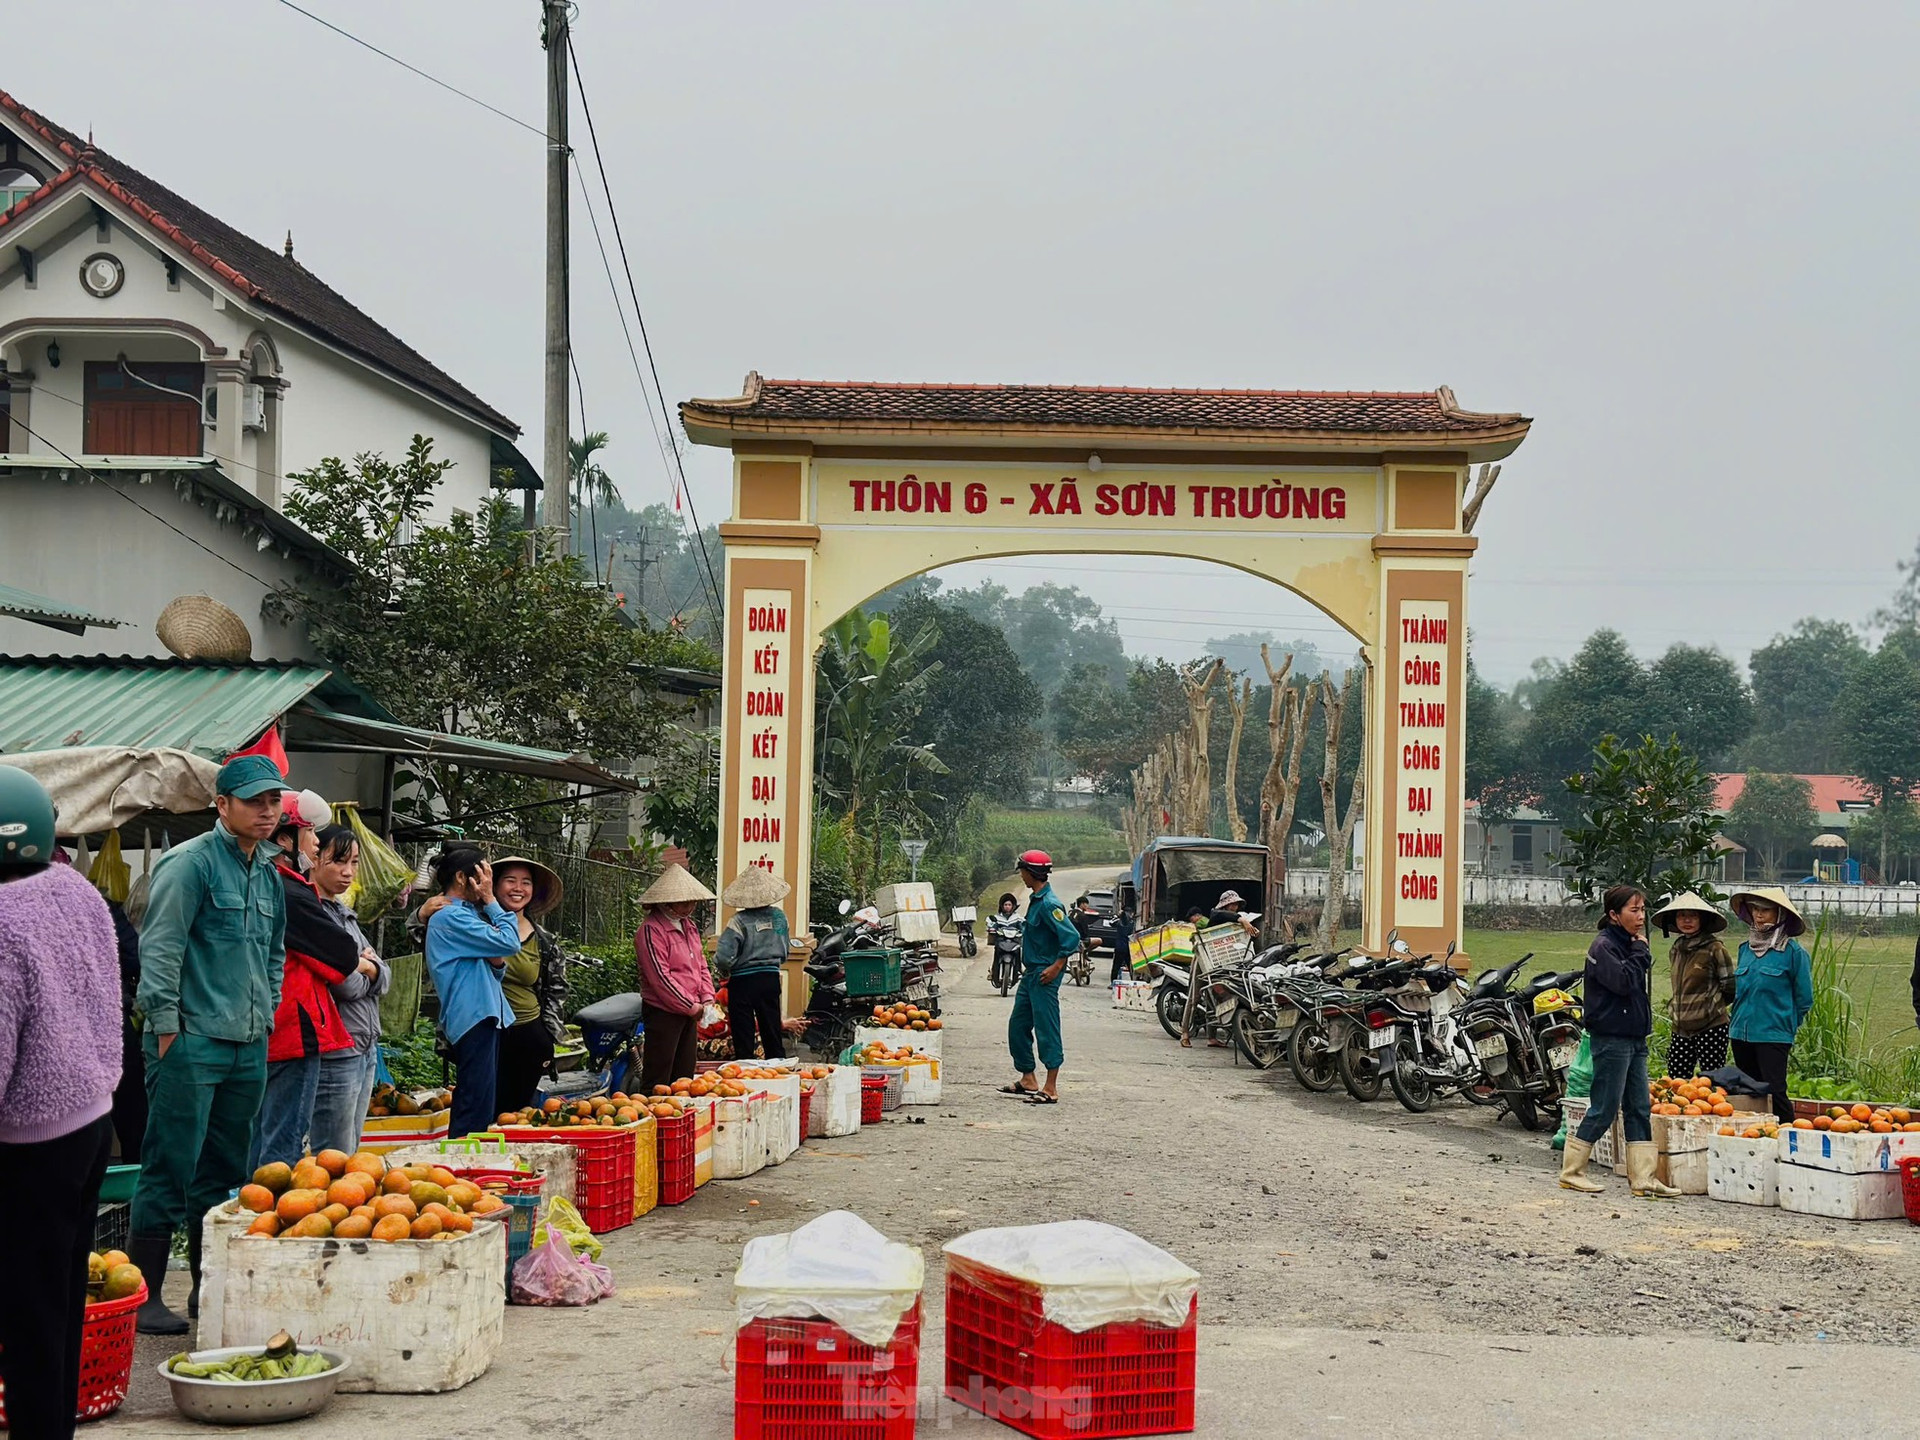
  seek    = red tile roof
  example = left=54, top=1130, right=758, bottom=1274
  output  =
left=0, top=90, right=517, bottom=438
left=1713, top=773, right=1872, bottom=818
left=683, top=372, right=1529, bottom=442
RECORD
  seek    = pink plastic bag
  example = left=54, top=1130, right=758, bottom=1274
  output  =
left=511, top=1228, right=616, bottom=1306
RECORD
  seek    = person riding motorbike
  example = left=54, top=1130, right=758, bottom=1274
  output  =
left=987, top=892, right=1023, bottom=993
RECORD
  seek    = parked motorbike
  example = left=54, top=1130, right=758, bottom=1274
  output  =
left=954, top=910, right=978, bottom=957
left=1066, top=942, right=1094, bottom=987
left=1455, top=956, right=1585, bottom=1130
left=801, top=900, right=939, bottom=1059
left=1226, top=942, right=1313, bottom=1068
left=1287, top=948, right=1419, bottom=1100
left=987, top=914, right=1023, bottom=996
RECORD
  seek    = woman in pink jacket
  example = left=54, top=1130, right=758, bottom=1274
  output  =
left=635, top=864, right=717, bottom=1091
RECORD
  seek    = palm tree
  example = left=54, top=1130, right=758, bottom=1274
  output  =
left=570, top=432, right=620, bottom=511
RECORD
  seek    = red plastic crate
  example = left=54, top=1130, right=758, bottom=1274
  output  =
left=735, top=1301, right=921, bottom=1440
left=496, top=1126, right=635, bottom=1232
left=657, top=1109, right=697, bottom=1205
left=1900, top=1156, right=1920, bottom=1225
left=860, top=1074, right=886, bottom=1125
left=798, top=1086, right=813, bottom=1143
left=0, top=1281, right=145, bottom=1426
left=943, top=1269, right=1196, bottom=1439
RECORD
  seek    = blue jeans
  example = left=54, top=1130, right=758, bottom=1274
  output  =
left=1009, top=967, right=1064, bottom=1074
left=311, top=1047, right=379, bottom=1157
left=1575, top=1033, right=1652, bottom=1145
left=448, top=1019, right=500, bottom=1142
left=249, top=1055, right=319, bottom=1172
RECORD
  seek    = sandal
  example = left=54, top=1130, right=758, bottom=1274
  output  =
left=998, top=1082, right=1040, bottom=1097
left=1024, top=1092, right=1059, bottom=1105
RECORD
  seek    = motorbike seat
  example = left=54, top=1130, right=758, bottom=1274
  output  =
left=573, top=992, right=646, bottom=1032
left=1519, top=971, right=1563, bottom=998
left=1418, top=963, right=1457, bottom=992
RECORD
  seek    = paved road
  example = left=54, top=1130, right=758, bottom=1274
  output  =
left=110, top=947, right=1920, bottom=1437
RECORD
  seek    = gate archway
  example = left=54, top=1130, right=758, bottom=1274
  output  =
left=681, top=375, right=1530, bottom=958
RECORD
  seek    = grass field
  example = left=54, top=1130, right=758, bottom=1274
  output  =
left=1465, top=928, right=1920, bottom=1050
left=981, top=807, right=1128, bottom=867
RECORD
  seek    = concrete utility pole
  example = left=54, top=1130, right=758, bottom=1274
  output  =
left=540, top=0, right=571, bottom=549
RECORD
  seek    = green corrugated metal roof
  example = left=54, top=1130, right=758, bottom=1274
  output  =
left=0, top=583, right=125, bottom=635
left=0, top=656, right=365, bottom=757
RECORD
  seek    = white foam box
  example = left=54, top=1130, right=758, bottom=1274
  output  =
left=752, top=1081, right=800, bottom=1164
left=709, top=1095, right=765, bottom=1179
left=874, top=881, right=936, bottom=915
left=805, top=1065, right=863, bottom=1137
left=951, top=905, right=977, bottom=922
left=1707, top=1133, right=1779, bottom=1207
left=1659, top=1149, right=1710, bottom=1194
left=1112, top=981, right=1156, bottom=1011
left=886, top=909, right=943, bottom=943
left=898, top=1055, right=942, bottom=1105
left=1777, top=1163, right=1907, bottom=1221
left=1779, top=1127, right=1903, bottom=1175
left=855, top=1024, right=942, bottom=1059
left=198, top=1200, right=503, bottom=1393
left=381, top=1140, right=577, bottom=1208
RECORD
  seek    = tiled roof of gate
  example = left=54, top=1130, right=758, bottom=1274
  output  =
left=0, top=90, right=518, bottom=437
left=683, top=373, right=1529, bottom=439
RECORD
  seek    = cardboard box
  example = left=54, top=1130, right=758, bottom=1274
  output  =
left=1658, top=1148, right=1710, bottom=1194
left=1777, top=1164, right=1906, bottom=1221
left=1707, top=1133, right=1779, bottom=1208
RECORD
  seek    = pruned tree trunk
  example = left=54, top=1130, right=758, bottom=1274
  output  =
left=1223, top=676, right=1251, bottom=842
left=1317, top=664, right=1367, bottom=948
left=1257, top=646, right=1319, bottom=912
left=1176, top=659, right=1223, bottom=833
left=1127, top=737, right=1176, bottom=855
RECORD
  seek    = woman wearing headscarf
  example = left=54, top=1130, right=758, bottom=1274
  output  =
left=491, top=855, right=569, bottom=1112
left=1728, top=886, right=1813, bottom=1125
left=635, top=864, right=718, bottom=1091
left=1653, top=891, right=1734, bottom=1078
left=716, top=868, right=793, bottom=1061
left=1561, top=883, right=1682, bottom=1198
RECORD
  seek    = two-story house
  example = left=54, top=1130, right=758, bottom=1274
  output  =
left=0, top=88, right=539, bottom=662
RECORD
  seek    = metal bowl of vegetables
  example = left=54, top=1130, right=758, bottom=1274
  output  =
left=160, top=1331, right=350, bottom=1424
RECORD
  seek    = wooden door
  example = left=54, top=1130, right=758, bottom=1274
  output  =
left=84, top=361, right=204, bottom=456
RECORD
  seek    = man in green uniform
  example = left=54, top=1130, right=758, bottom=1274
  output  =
left=1000, top=849, right=1080, bottom=1104
left=130, top=755, right=287, bottom=1334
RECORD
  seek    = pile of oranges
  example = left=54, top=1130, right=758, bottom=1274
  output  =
left=1650, top=1077, right=1740, bottom=1117
left=1717, top=1119, right=1783, bottom=1141
left=657, top=1073, right=754, bottom=1101
left=856, top=1041, right=930, bottom=1065
left=237, top=1149, right=507, bottom=1242
left=498, top=1095, right=681, bottom=1125
left=1790, top=1104, right=1919, bottom=1135
left=868, top=1004, right=942, bottom=1031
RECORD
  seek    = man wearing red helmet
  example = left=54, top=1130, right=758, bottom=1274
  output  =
left=999, top=850, right=1081, bottom=1104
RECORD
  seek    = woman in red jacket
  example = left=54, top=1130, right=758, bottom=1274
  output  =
left=249, top=798, right=364, bottom=1170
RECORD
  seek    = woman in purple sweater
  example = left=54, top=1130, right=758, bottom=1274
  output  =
left=0, top=768, right=123, bottom=1440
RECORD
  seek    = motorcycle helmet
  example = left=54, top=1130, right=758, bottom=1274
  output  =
left=1016, top=849, right=1053, bottom=876
left=0, top=766, right=58, bottom=870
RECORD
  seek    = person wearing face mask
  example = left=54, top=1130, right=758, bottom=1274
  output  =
left=1728, top=886, right=1813, bottom=1125
left=251, top=792, right=361, bottom=1172
left=307, top=826, right=389, bottom=1156
left=635, top=864, right=718, bottom=1092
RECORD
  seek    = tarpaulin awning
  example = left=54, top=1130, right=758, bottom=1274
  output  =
left=0, top=746, right=218, bottom=835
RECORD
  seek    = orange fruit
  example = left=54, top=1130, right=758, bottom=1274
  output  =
left=1892, top=1108, right=1912, bottom=1124
left=345, top=1151, right=386, bottom=1182
left=372, top=1194, right=418, bottom=1220
left=292, top=1162, right=332, bottom=1192
left=471, top=1194, right=505, bottom=1215
left=443, top=1211, right=474, bottom=1233
left=327, top=1178, right=368, bottom=1208
left=1813, top=1115, right=1832, bottom=1130
left=1712, top=1103, right=1734, bottom=1117
left=382, top=1170, right=414, bottom=1195
left=285, top=1213, right=334, bottom=1239
left=239, top=1184, right=277, bottom=1213
left=1850, top=1103, right=1874, bottom=1122
left=276, top=1189, right=321, bottom=1223
left=320, top=1203, right=351, bottom=1226
left=1870, top=1120, right=1892, bottom=1133
left=334, top=1214, right=374, bottom=1240
left=351, top=1204, right=377, bottom=1223
left=246, top=1212, right=281, bottom=1237
left=252, top=1161, right=294, bottom=1194
left=429, top=1166, right=458, bottom=1189
left=371, top=1214, right=412, bottom=1242
left=409, top=1213, right=442, bottom=1240
left=313, top=1149, right=350, bottom=1178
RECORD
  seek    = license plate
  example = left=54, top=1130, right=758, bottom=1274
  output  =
left=1549, top=1042, right=1577, bottom=1070
left=1368, top=1026, right=1395, bottom=1048
left=1474, top=1034, right=1506, bottom=1060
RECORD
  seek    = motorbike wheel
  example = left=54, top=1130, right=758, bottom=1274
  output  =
left=1335, top=1028, right=1385, bottom=1102
left=1505, top=1088, right=1543, bottom=1131
left=1232, top=1008, right=1282, bottom=1070
left=959, top=934, right=976, bottom=957
left=1386, top=1037, right=1433, bottom=1112
left=1157, top=985, right=1187, bottom=1040
left=997, top=964, right=1014, bottom=997
left=1461, top=1078, right=1503, bottom=1106
left=1288, top=1017, right=1340, bottom=1092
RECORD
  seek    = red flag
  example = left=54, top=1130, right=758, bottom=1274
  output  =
left=227, top=725, right=288, bottom=776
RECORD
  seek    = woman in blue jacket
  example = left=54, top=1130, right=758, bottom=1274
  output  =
left=1728, top=886, right=1812, bottom=1124
left=1561, top=883, right=1682, bottom=1198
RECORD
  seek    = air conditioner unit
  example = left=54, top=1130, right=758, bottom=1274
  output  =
left=241, top=383, right=267, bottom=432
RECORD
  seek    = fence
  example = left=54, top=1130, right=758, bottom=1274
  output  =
left=1283, top=869, right=1920, bottom=918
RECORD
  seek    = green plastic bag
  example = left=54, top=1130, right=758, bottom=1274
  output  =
left=339, top=802, right=412, bottom=924
left=1551, top=1032, right=1595, bottom=1150
left=532, top=1195, right=602, bottom=1261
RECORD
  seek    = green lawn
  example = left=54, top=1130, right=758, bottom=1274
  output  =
left=1465, top=928, right=1920, bottom=1049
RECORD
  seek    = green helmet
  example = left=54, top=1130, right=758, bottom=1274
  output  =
left=0, top=766, right=57, bottom=869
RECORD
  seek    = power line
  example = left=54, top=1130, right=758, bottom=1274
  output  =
left=564, top=33, right=725, bottom=620
left=269, top=0, right=552, bottom=140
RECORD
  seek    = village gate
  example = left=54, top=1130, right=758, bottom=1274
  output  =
left=680, top=375, right=1530, bottom=957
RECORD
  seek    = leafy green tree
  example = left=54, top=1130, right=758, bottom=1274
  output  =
left=942, top=580, right=1126, bottom=695
left=1466, top=651, right=1528, bottom=867
left=1647, top=644, right=1754, bottom=766
left=1524, top=630, right=1654, bottom=810
left=276, top=437, right=680, bottom=832
left=1201, top=631, right=1327, bottom=683
left=1835, top=641, right=1920, bottom=881
left=1553, top=734, right=1725, bottom=906
left=1842, top=800, right=1920, bottom=886
left=569, top=431, right=620, bottom=510
left=1744, top=618, right=1869, bottom=772
left=1725, top=772, right=1817, bottom=881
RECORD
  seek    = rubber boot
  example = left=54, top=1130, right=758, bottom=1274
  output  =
left=1558, top=1137, right=1606, bottom=1193
left=186, top=1226, right=204, bottom=1321
left=131, top=1232, right=188, bottom=1335
left=1627, top=1141, right=1683, bottom=1199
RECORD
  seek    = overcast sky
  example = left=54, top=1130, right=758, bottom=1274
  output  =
left=34, top=2, right=1918, bottom=682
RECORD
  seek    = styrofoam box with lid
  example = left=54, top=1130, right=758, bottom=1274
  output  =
left=1779, top=1127, right=1901, bottom=1175
left=198, top=1200, right=503, bottom=1393
left=1707, top=1133, right=1779, bottom=1207
left=898, top=1056, right=941, bottom=1105
left=758, top=1091, right=799, bottom=1166
left=886, top=909, right=942, bottom=943
left=855, top=1024, right=941, bottom=1059
left=1111, top=981, right=1156, bottom=1011
left=1777, top=1163, right=1906, bottom=1221
left=874, top=882, right=936, bottom=915
left=381, top=1141, right=578, bottom=1208
left=805, top=1065, right=864, bottom=1137
left=710, top=1095, right=765, bottom=1179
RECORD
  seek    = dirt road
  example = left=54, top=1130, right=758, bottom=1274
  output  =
left=111, top=947, right=1920, bottom=1437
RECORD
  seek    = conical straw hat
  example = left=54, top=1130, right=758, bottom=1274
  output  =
left=638, top=862, right=716, bottom=906
left=492, top=855, right=564, bottom=917
left=1651, top=890, right=1726, bottom=935
left=722, top=867, right=790, bottom=909
left=1728, top=885, right=1806, bottom=937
